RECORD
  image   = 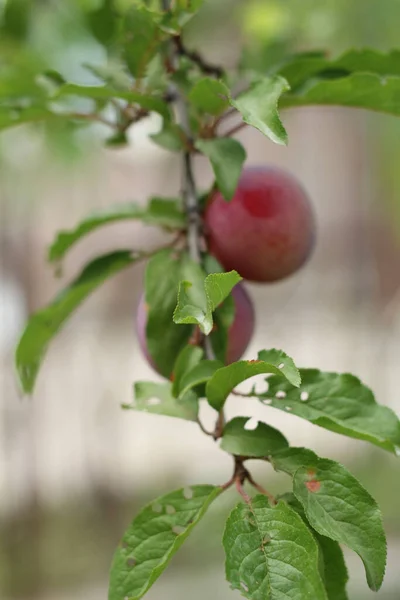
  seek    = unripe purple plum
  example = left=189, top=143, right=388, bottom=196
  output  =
left=136, top=283, right=255, bottom=375
left=204, top=166, right=315, bottom=282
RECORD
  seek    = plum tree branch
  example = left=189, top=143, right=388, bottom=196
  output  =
left=163, top=0, right=223, bottom=439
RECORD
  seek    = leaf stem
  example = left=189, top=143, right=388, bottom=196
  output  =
left=246, top=472, right=277, bottom=505
left=224, top=120, right=247, bottom=138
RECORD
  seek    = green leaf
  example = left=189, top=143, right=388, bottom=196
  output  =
left=16, top=251, right=134, bottom=394
left=109, top=485, right=221, bottom=600
left=206, top=349, right=301, bottom=411
left=270, top=447, right=319, bottom=477
left=317, top=534, right=349, bottom=600
left=188, top=78, right=229, bottom=115
left=203, top=254, right=236, bottom=363
left=223, top=497, right=328, bottom=600
left=171, top=345, right=204, bottom=398
left=178, top=359, right=224, bottom=400
left=195, top=138, right=246, bottom=201
left=48, top=199, right=185, bottom=263
left=124, top=381, right=199, bottom=422
left=144, top=250, right=194, bottom=377
left=0, top=106, right=57, bottom=132
left=231, top=76, right=290, bottom=145
left=55, top=84, right=170, bottom=120
left=123, top=6, right=161, bottom=80
left=220, top=417, right=288, bottom=458
left=260, top=369, right=400, bottom=454
left=87, top=0, right=118, bottom=47
left=2, top=0, right=31, bottom=40
left=280, top=492, right=349, bottom=600
left=173, top=270, right=242, bottom=335
left=293, top=457, right=387, bottom=591
left=277, top=48, right=400, bottom=92
left=281, top=72, right=400, bottom=117
left=151, top=123, right=185, bottom=152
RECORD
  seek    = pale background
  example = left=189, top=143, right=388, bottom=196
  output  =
left=1, top=0, right=400, bottom=598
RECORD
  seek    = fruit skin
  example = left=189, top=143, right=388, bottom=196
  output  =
left=204, top=166, right=315, bottom=282
left=136, top=283, right=255, bottom=374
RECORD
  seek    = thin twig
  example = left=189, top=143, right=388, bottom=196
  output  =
left=246, top=472, right=277, bottom=505
left=196, top=417, right=214, bottom=437
left=235, top=477, right=251, bottom=504
left=174, top=35, right=224, bottom=78
left=224, top=121, right=247, bottom=138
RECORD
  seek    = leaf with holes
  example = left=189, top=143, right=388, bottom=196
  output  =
left=293, top=457, right=386, bottom=591
left=220, top=417, right=288, bottom=458
left=48, top=199, right=185, bottom=263
left=280, top=492, right=349, bottom=600
left=177, top=359, right=224, bottom=400
left=281, top=72, right=400, bottom=117
left=108, top=485, right=221, bottom=600
left=195, top=138, right=246, bottom=201
left=171, top=345, right=204, bottom=398
left=231, top=76, right=290, bottom=145
left=173, top=270, right=242, bottom=335
left=206, top=349, right=300, bottom=411
left=259, top=369, right=400, bottom=454
left=16, top=251, right=134, bottom=394
left=224, top=497, right=328, bottom=600
left=189, top=78, right=229, bottom=115
left=124, top=382, right=199, bottom=422
left=144, top=250, right=196, bottom=377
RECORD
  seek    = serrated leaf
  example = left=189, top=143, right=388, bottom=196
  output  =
left=195, top=138, right=246, bottom=201
left=151, top=123, right=185, bottom=151
left=260, top=369, right=400, bottom=454
left=223, top=497, right=328, bottom=600
left=171, top=344, right=204, bottom=398
left=220, top=417, right=288, bottom=458
left=178, top=359, right=224, bottom=399
left=145, top=250, right=194, bottom=377
left=293, top=457, right=386, bottom=591
left=188, top=78, right=229, bottom=115
left=280, top=492, right=349, bottom=600
left=55, top=84, right=170, bottom=120
left=206, top=349, right=301, bottom=411
left=16, top=251, right=134, bottom=394
left=123, top=6, right=161, bottom=80
left=48, top=198, right=185, bottom=263
left=281, top=72, right=400, bottom=117
left=231, top=76, right=290, bottom=145
left=124, top=381, right=198, bottom=422
left=203, top=254, right=236, bottom=363
left=270, top=447, right=319, bottom=477
left=109, top=484, right=221, bottom=600
left=173, top=270, right=242, bottom=335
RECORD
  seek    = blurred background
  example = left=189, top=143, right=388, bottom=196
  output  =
left=0, top=0, right=400, bottom=598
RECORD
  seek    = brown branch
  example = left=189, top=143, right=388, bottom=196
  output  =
left=235, top=477, right=251, bottom=504
left=246, top=472, right=277, bottom=505
left=68, top=112, right=116, bottom=129
left=224, top=121, right=247, bottom=138
left=174, top=35, right=224, bottom=78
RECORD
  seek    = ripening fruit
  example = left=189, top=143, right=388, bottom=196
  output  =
left=204, top=166, right=315, bottom=282
left=136, top=283, right=255, bottom=374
